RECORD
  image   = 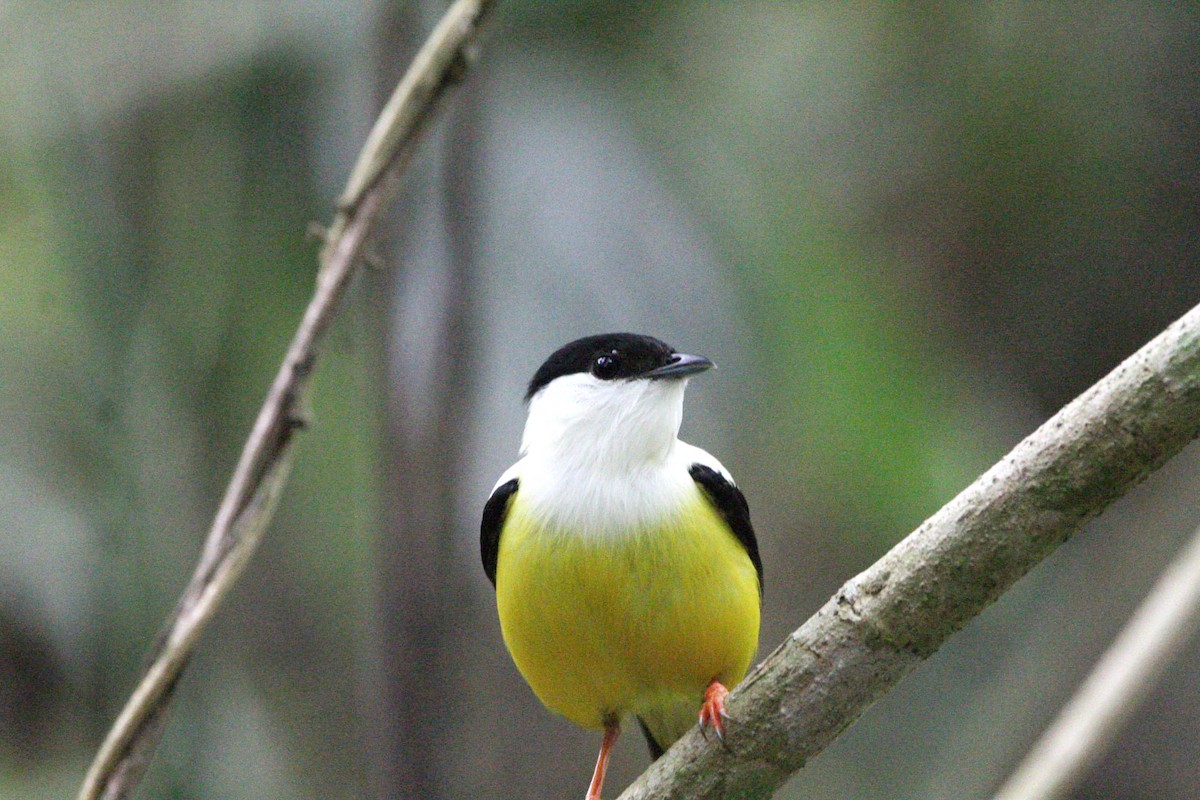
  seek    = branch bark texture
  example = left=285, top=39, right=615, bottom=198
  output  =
left=619, top=303, right=1200, bottom=800
left=76, top=3, right=496, bottom=799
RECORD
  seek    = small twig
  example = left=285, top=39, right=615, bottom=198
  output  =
left=76, top=3, right=496, bottom=799
left=618, top=303, right=1200, bottom=800
left=991, top=518, right=1200, bottom=800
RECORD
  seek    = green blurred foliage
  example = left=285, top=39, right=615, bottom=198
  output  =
left=1, top=2, right=1198, bottom=799
left=2, top=11, right=382, bottom=797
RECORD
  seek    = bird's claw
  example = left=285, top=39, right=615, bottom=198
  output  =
left=698, top=681, right=732, bottom=746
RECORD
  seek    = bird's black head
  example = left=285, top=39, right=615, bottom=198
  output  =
left=525, top=333, right=713, bottom=401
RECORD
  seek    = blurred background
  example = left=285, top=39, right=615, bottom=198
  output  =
left=2, top=2, right=1198, bottom=798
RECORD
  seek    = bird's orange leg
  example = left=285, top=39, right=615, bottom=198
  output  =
left=586, top=721, right=620, bottom=800
left=698, top=680, right=731, bottom=742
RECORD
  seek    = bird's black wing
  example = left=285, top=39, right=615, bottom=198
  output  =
left=688, top=464, right=763, bottom=594
left=480, top=478, right=519, bottom=587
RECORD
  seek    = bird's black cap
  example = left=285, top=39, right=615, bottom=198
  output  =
left=526, top=333, right=712, bottom=401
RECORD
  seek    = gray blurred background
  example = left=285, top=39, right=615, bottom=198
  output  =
left=2, top=2, right=1198, bottom=798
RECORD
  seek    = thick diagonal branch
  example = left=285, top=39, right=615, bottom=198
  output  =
left=620, top=303, right=1200, bottom=800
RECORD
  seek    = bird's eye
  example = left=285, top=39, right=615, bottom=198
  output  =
left=592, top=352, right=619, bottom=379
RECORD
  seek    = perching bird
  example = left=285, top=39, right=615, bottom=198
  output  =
left=481, top=333, right=762, bottom=799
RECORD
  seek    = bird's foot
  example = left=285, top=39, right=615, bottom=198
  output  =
left=698, top=680, right=732, bottom=744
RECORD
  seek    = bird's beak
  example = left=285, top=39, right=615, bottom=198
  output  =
left=646, top=353, right=715, bottom=380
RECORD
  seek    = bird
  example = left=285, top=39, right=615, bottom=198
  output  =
left=481, top=333, right=762, bottom=799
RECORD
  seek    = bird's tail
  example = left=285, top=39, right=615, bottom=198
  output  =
left=636, top=716, right=667, bottom=760
left=635, top=697, right=699, bottom=760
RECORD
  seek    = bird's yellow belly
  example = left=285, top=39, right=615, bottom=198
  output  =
left=495, top=491, right=760, bottom=732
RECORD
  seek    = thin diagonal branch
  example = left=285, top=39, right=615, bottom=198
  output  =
left=77, top=3, right=497, bottom=799
left=619, top=303, right=1200, bottom=800
left=991, top=517, right=1200, bottom=800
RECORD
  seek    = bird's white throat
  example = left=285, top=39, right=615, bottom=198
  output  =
left=510, top=373, right=706, bottom=538
left=520, top=373, right=688, bottom=470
